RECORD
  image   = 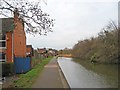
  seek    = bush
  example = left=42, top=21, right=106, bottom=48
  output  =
left=0, top=62, right=15, bottom=77
left=72, top=21, right=119, bottom=64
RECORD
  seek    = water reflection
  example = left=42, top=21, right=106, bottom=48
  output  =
left=72, top=58, right=118, bottom=87
left=58, top=57, right=118, bottom=88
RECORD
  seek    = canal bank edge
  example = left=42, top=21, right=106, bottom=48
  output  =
left=57, top=57, right=71, bottom=88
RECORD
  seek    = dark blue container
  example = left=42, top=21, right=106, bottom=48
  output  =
left=14, top=57, right=31, bottom=74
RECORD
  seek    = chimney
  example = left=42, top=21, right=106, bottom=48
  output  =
left=14, top=8, right=19, bottom=24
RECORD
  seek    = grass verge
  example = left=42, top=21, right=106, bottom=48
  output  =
left=13, top=57, right=53, bottom=88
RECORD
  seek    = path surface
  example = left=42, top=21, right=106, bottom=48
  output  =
left=32, top=57, right=69, bottom=88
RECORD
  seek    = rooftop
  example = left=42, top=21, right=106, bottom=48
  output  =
left=0, top=18, right=14, bottom=34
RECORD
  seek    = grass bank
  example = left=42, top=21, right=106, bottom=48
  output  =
left=13, top=57, right=53, bottom=88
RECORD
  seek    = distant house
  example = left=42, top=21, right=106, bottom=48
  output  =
left=37, top=48, right=47, bottom=54
left=0, top=11, right=26, bottom=62
left=37, top=48, right=48, bottom=58
left=26, top=45, right=34, bottom=57
left=36, top=48, right=58, bottom=58
left=48, top=49, right=58, bottom=56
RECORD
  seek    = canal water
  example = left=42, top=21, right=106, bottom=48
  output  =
left=57, top=57, right=118, bottom=88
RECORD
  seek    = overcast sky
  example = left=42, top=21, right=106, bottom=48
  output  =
left=26, top=0, right=118, bottom=50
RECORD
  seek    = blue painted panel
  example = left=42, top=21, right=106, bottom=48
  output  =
left=14, top=57, right=31, bottom=74
left=24, top=57, right=30, bottom=72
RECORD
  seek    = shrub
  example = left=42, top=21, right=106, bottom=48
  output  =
left=72, top=21, right=119, bottom=64
left=0, top=62, right=15, bottom=77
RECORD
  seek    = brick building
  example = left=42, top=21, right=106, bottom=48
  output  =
left=37, top=48, right=48, bottom=58
left=0, top=12, right=26, bottom=62
left=26, top=45, right=34, bottom=57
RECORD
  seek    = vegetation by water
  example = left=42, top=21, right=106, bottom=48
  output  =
left=72, top=21, right=120, bottom=64
left=13, top=57, right=53, bottom=88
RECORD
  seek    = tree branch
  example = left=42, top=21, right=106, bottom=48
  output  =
left=0, top=7, right=13, bottom=12
left=0, top=0, right=54, bottom=35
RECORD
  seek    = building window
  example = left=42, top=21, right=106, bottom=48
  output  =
left=0, top=34, right=6, bottom=40
left=0, top=34, right=6, bottom=48
left=0, top=52, right=6, bottom=62
left=0, top=41, right=6, bottom=47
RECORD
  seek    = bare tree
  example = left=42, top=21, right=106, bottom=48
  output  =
left=0, top=0, right=54, bottom=35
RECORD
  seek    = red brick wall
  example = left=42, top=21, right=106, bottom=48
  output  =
left=26, top=47, right=32, bottom=53
left=13, top=15, right=26, bottom=57
left=6, top=32, right=13, bottom=62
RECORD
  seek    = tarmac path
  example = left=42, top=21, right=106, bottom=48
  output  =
left=32, top=57, right=69, bottom=88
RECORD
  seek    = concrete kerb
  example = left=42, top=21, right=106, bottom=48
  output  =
left=56, top=57, right=71, bottom=89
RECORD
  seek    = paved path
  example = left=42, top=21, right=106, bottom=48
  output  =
left=32, top=57, right=68, bottom=88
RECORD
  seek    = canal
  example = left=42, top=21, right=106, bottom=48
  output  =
left=57, top=57, right=118, bottom=88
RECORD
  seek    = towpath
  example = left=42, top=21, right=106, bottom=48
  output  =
left=32, top=57, right=69, bottom=88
